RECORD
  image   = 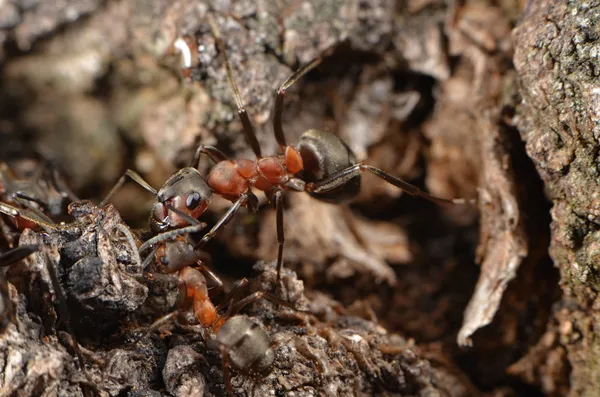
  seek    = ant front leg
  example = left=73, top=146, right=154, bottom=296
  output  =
left=48, top=162, right=80, bottom=203
left=0, top=245, right=38, bottom=267
left=306, top=163, right=474, bottom=206
left=194, top=192, right=258, bottom=250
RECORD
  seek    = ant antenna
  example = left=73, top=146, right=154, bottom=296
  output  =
left=273, top=57, right=322, bottom=148
left=207, top=13, right=262, bottom=159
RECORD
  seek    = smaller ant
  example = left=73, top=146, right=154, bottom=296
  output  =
left=0, top=245, right=38, bottom=333
left=136, top=203, right=308, bottom=395
left=143, top=223, right=304, bottom=396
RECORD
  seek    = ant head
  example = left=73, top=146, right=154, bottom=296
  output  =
left=297, top=129, right=360, bottom=203
left=211, top=315, right=274, bottom=376
left=152, top=168, right=213, bottom=232
left=154, top=236, right=197, bottom=273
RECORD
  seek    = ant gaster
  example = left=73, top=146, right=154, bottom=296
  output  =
left=103, top=13, right=472, bottom=286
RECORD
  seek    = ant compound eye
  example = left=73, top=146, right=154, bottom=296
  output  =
left=160, top=255, right=169, bottom=266
left=186, top=192, right=201, bottom=210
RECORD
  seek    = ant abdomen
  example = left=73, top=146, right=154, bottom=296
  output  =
left=297, top=129, right=360, bottom=203
left=211, top=315, right=275, bottom=376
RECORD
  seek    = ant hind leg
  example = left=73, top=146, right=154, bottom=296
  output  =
left=305, top=163, right=475, bottom=206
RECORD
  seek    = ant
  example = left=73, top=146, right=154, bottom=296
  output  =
left=0, top=160, right=77, bottom=244
left=102, top=13, right=472, bottom=288
left=133, top=203, right=307, bottom=395
left=143, top=227, right=304, bottom=396
left=0, top=245, right=38, bottom=334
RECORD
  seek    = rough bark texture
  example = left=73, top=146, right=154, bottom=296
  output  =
left=514, top=1, right=600, bottom=396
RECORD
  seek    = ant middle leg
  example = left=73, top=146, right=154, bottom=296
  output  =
left=225, top=291, right=310, bottom=322
left=197, top=262, right=224, bottom=297
left=272, top=189, right=285, bottom=285
left=305, top=163, right=474, bottom=205
left=215, top=277, right=249, bottom=312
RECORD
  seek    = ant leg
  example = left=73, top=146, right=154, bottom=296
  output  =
left=197, top=262, right=224, bottom=298
left=12, top=192, right=50, bottom=212
left=274, top=57, right=322, bottom=148
left=140, top=246, right=159, bottom=270
left=139, top=223, right=208, bottom=253
left=12, top=195, right=55, bottom=225
left=100, top=169, right=157, bottom=207
left=49, top=164, right=79, bottom=203
left=223, top=291, right=312, bottom=324
left=191, top=144, right=228, bottom=168
left=216, top=278, right=249, bottom=312
left=194, top=193, right=249, bottom=250
left=146, top=311, right=180, bottom=333
left=0, top=245, right=38, bottom=267
left=305, top=163, right=475, bottom=205
left=207, top=13, right=262, bottom=159
left=0, top=202, right=57, bottom=232
left=220, top=344, right=233, bottom=396
left=273, top=189, right=285, bottom=285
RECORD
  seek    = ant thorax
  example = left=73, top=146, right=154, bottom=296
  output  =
left=205, top=146, right=305, bottom=200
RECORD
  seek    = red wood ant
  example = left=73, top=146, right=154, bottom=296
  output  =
left=140, top=217, right=306, bottom=396
left=103, top=13, right=472, bottom=287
